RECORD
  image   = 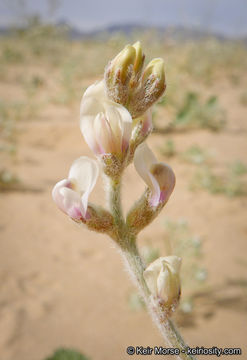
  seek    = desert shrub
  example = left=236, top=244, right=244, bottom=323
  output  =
left=190, top=163, right=247, bottom=197
left=181, top=145, right=211, bottom=165
left=0, top=169, right=20, bottom=191
left=44, top=348, right=90, bottom=360
left=159, top=139, right=176, bottom=158
left=1, top=45, right=24, bottom=63
left=173, top=92, right=225, bottom=131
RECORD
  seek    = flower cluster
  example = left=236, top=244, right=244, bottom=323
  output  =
left=52, top=42, right=180, bottom=313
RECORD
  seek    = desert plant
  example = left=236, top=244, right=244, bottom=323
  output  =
left=52, top=42, right=200, bottom=359
left=190, top=163, right=247, bottom=197
left=181, top=145, right=211, bottom=165
left=174, top=92, right=225, bottom=131
left=44, top=348, right=90, bottom=360
left=160, top=139, right=176, bottom=158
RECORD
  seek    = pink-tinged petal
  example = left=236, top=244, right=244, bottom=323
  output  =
left=52, top=179, right=72, bottom=213
left=105, top=105, right=123, bottom=153
left=60, top=187, right=83, bottom=220
left=134, top=143, right=175, bottom=207
left=68, top=156, right=99, bottom=218
left=80, top=80, right=132, bottom=157
left=141, top=109, right=153, bottom=136
left=148, top=173, right=161, bottom=207
left=104, top=103, right=132, bottom=154
left=134, top=143, right=161, bottom=206
left=94, top=112, right=115, bottom=154
left=67, top=205, right=83, bottom=219
left=116, top=104, right=132, bottom=152
left=150, top=162, right=176, bottom=205
left=121, top=137, right=129, bottom=153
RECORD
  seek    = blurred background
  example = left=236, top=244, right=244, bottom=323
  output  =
left=0, top=1, right=247, bottom=359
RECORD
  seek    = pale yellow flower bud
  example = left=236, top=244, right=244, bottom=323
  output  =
left=142, top=58, right=165, bottom=85
left=105, top=43, right=166, bottom=119
left=144, top=256, right=181, bottom=312
left=112, top=44, right=136, bottom=83
left=132, top=41, right=145, bottom=76
left=128, top=58, right=166, bottom=119
left=104, top=45, right=136, bottom=105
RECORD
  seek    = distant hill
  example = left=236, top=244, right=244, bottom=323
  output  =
left=0, top=22, right=246, bottom=43
left=88, top=23, right=229, bottom=41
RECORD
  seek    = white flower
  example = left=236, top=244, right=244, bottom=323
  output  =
left=144, top=256, right=181, bottom=306
left=52, top=156, right=99, bottom=220
left=134, top=143, right=175, bottom=207
left=80, top=81, right=132, bottom=157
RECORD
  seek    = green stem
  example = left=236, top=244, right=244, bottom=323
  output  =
left=108, top=176, right=197, bottom=360
left=122, top=240, right=150, bottom=298
left=108, top=176, right=124, bottom=231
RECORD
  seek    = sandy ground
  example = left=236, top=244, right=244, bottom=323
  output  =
left=1, top=70, right=247, bottom=360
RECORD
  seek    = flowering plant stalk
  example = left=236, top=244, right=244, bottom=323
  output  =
left=52, top=42, right=196, bottom=360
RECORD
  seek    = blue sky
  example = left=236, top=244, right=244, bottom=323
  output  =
left=1, top=0, right=247, bottom=37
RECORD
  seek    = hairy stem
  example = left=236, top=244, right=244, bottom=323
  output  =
left=108, top=176, right=124, bottom=232
left=109, top=176, right=196, bottom=360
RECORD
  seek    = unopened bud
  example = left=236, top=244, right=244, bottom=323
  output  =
left=132, top=41, right=145, bottom=78
left=142, top=58, right=165, bottom=85
left=144, top=256, right=181, bottom=313
left=104, top=45, right=136, bottom=105
left=105, top=43, right=166, bottom=119
left=114, top=45, right=136, bottom=83
left=128, top=58, right=166, bottom=118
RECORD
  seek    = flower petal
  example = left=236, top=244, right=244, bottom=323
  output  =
left=60, top=187, right=83, bottom=219
left=144, top=256, right=181, bottom=304
left=80, top=96, right=103, bottom=154
left=80, top=80, right=132, bottom=156
left=157, top=264, right=170, bottom=301
left=94, top=112, right=115, bottom=154
left=105, top=105, right=123, bottom=153
left=52, top=179, right=72, bottom=213
left=103, top=101, right=132, bottom=154
left=141, top=109, right=153, bottom=136
left=150, top=163, right=176, bottom=204
left=68, top=156, right=99, bottom=217
left=143, top=263, right=160, bottom=297
left=134, top=143, right=161, bottom=206
left=83, top=80, right=106, bottom=100
left=118, top=105, right=132, bottom=152
left=163, top=256, right=182, bottom=274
